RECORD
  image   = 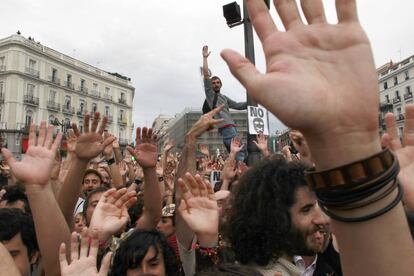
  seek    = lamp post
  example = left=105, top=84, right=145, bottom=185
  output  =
left=223, top=0, right=269, bottom=165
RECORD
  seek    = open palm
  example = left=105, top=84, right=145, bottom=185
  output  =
left=222, top=1, right=378, bottom=137
left=1, top=123, right=62, bottom=186
left=127, top=127, right=157, bottom=168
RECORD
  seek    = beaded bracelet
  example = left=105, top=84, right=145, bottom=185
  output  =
left=195, top=236, right=224, bottom=265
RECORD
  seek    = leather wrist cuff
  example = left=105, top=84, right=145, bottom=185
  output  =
left=306, top=148, right=394, bottom=191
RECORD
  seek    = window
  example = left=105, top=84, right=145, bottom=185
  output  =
left=385, top=95, right=389, bottom=103
left=64, top=96, right=71, bottom=109
left=0, top=81, right=3, bottom=95
left=92, top=103, right=97, bottom=112
left=49, top=90, right=56, bottom=102
left=407, top=86, right=412, bottom=94
left=25, top=110, right=33, bottom=126
left=80, top=79, right=85, bottom=90
left=79, top=121, right=83, bottom=133
left=396, top=90, right=400, bottom=98
left=52, top=68, right=58, bottom=81
left=397, top=107, right=402, bottom=115
left=0, top=57, right=4, bottom=65
left=383, top=82, right=388, bottom=90
left=49, top=115, right=55, bottom=124
left=394, top=76, right=398, bottom=85
left=120, top=92, right=125, bottom=100
left=105, top=106, right=110, bottom=117
left=105, top=87, right=110, bottom=94
left=27, top=84, right=35, bottom=97
left=399, top=127, right=404, bottom=137
left=64, top=118, right=71, bottom=132
left=120, top=109, right=124, bottom=120
left=29, top=59, right=36, bottom=69
left=93, top=83, right=98, bottom=91
left=79, top=100, right=85, bottom=113
left=405, top=71, right=409, bottom=80
left=119, top=127, right=125, bottom=139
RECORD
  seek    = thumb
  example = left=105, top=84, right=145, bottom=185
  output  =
left=221, top=48, right=263, bottom=99
left=178, top=199, right=188, bottom=214
left=1, top=148, right=16, bottom=167
left=102, top=136, right=116, bottom=148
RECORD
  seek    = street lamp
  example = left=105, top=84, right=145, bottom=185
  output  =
left=50, top=118, right=71, bottom=133
left=222, top=0, right=269, bottom=165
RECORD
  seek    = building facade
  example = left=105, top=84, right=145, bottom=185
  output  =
left=378, top=55, right=414, bottom=136
left=153, top=108, right=248, bottom=157
left=0, top=34, right=134, bottom=157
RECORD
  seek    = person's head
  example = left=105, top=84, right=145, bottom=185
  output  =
left=83, top=186, right=109, bottom=225
left=156, top=204, right=175, bottom=237
left=0, top=209, right=39, bottom=276
left=74, top=213, right=86, bottom=233
left=82, top=169, right=103, bottom=197
left=211, top=76, right=222, bottom=93
left=227, top=159, right=330, bottom=266
left=110, top=229, right=179, bottom=276
left=0, top=185, right=30, bottom=213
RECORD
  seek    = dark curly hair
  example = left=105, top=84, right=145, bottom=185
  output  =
left=227, top=159, right=308, bottom=266
left=110, top=229, right=179, bottom=276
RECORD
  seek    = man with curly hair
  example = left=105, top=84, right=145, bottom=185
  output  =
left=228, top=159, right=338, bottom=276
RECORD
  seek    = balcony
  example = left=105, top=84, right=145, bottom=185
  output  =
left=0, top=122, right=7, bottom=129
left=0, top=65, right=6, bottom=72
left=0, top=92, right=4, bottom=103
left=103, top=94, right=112, bottom=101
left=62, top=106, right=75, bottom=115
left=79, top=86, right=88, bottom=94
left=118, top=117, right=127, bottom=125
left=90, top=90, right=100, bottom=98
left=48, top=76, right=61, bottom=85
left=23, top=95, right=39, bottom=106
left=106, top=115, right=113, bottom=124
left=64, top=81, right=75, bottom=90
left=77, top=110, right=86, bottom=118
left=404, top=93, right=413, bottom=100
left=396, top=114, right=405, bottom=121
left=46, top=101, right=60, bottom=112
left=25, top=67, right=40, bottom=78
left=392, top=97, right=401, bottom=104
left=118, top=98, right=127, bottom=105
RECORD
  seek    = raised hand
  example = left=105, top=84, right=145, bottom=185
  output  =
left=187, top=104, right=224, bottom=141
left=127, top=127, right=157, bottom=169
left=221, top=0, right=380, bottom=168
left=202, top=45, right=211, bottom=58
left=177, top=173, right=219, bottom=247
left=199, top=144, right=210, bottom=157
left=222, top=159, right=237, bottom=181
left=89, top=188, right=137, bottom=242
left=66, top=129, right=77, bottom=154
left=59, top=229, right=112, bottom=276
left=230, top=136, right=244, bottom=154
left=289, top=130, right=313, bottom=165
left=381, top=104, right=414, bottom=211
left=164, top=139, right=175, bottom=152
left=1, top=122, right=62, bottom=186
left=253, top=133, right=268, bottom=153
left=72, top=113, right=115, bottom=161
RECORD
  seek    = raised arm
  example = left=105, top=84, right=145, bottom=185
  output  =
left=128, top=127, right=162, bottom=229
left=202, top=45, right=211, bottom=80
left=175, top=105, right=224, bottom=250
left=221, top=0, right=414, bottom=275
left=102, top=134, right=123, bottom=189
left=224, top=95, right=247, bottom=110
left=2, top=122, right=70, bottom=275
left=57, top=113, right=114, bottom=228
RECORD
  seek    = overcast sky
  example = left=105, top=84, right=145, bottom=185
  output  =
left=1, top=0, right=413, bottom=133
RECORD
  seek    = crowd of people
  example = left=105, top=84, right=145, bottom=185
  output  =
left=1, top=0, right=414, bottom=275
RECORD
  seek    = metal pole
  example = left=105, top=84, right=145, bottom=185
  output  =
left=243, top=0, right=261, bottom=165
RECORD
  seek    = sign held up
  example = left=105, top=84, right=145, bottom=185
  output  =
left=248, top=105, right=269, bottom=135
